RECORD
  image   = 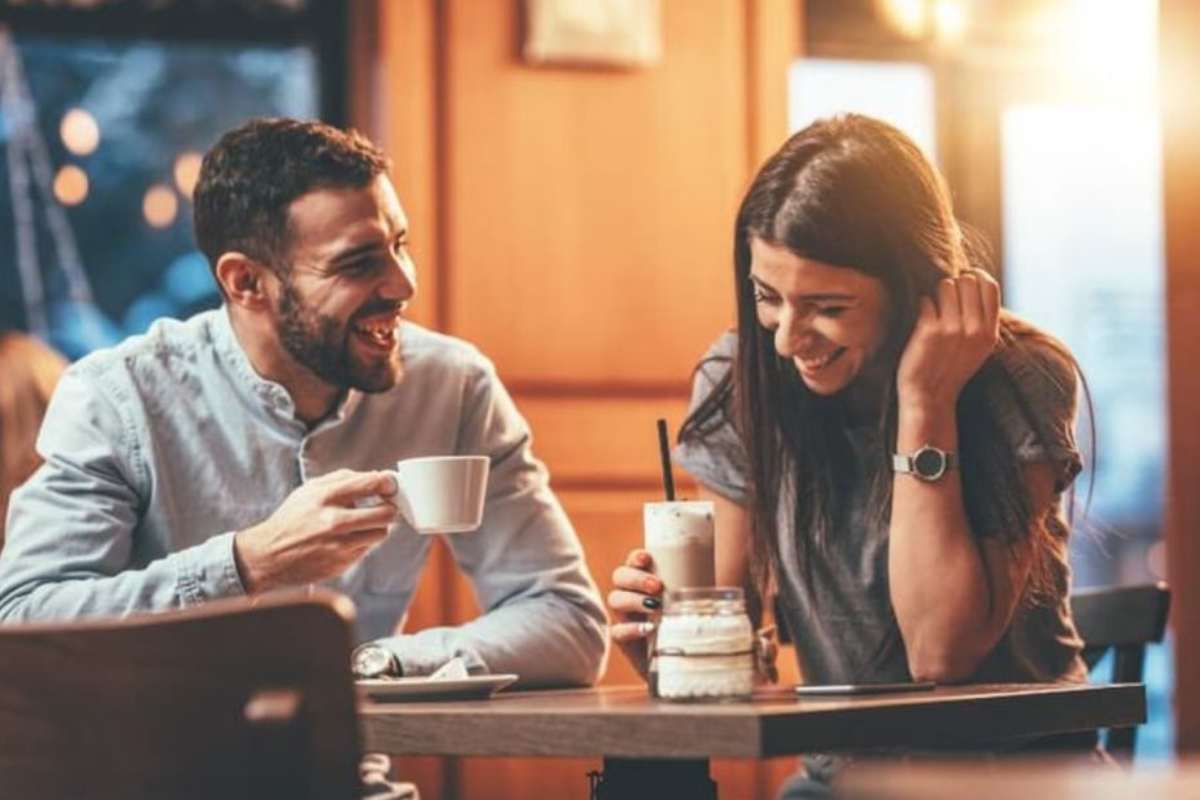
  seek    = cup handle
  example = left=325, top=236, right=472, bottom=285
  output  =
left=354, top=472, right=416, bottom=528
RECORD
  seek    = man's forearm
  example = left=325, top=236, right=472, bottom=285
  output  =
left=0, top=532, right=246, bottom=622
left=378, top=592, right=608, bottom=687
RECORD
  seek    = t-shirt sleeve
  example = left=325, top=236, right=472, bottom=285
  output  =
left=992, top=337, right=1084, bottom=493
left=672, top=333, right=752, bottom=506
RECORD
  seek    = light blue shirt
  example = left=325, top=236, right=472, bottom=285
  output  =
left=0, top=308, right=608, bottom=686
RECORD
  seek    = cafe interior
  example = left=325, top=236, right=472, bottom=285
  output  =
left=0, top=0, right=1198, bottom=797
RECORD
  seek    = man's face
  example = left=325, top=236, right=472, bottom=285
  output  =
left=270, top=174, right=416, bottom=393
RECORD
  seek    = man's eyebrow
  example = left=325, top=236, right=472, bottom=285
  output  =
left=330, top=228, right=407, bottom=265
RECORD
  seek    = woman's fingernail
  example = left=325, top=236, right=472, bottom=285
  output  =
left=639, top=621, right=657, bottom=636
left=642, top=596, right=662, bottom=610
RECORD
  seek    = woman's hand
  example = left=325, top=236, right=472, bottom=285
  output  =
left=607, top=548, right=664, bottom=678
left=896, top=269, right=1000, bottom=411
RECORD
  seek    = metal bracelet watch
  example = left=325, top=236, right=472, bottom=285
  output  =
left=351, top=642, right=402, bottom=679
left=892, top=444, right=958, bottom=482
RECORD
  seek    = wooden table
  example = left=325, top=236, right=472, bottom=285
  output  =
left=360, top=683, right=1145, bottom=799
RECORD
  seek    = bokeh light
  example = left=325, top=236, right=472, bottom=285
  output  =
left=143, top=184, right=178, bottom=228
left=173, top=151, right=203, bottom=198
left=52, top=164, right=89, bottom=205
left=60, top=108, right=100, bottom=156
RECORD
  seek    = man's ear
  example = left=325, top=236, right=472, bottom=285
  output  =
left=215, top=252, right=273, bottom=309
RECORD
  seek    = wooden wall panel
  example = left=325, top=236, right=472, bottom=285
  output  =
left=516, top=394, right=694, bottom=490
left=1161, top=0, right=1200, bottom=756
left=358, top=0, right=801, bottom=795
left=442, top=0, right=745, bottom=384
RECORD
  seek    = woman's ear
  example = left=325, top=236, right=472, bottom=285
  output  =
left=215, top=252, right=272, bottom=310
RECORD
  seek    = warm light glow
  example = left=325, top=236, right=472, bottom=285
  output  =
left=60, top=108, right=100, bottom=156
left=932, top=0, right=967, bottom=41
left=1146, top=540, right=1167, bottom=580
left=877, top=0, right=926, bottom=40
left=173, top=151, right=203, bottom=198
left=52, top=165, right=89, bottom=206
left=143, top=184, right=178, bottom=228
left=1057, top=0, right=1157, bottom=96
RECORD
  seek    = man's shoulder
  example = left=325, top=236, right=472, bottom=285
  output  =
left=398, top=321, right=493, bottom=379
left=67, top=310, right=220, bottom=396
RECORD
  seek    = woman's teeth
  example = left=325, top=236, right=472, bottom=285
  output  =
left=797, top=348, right=845, bottom=372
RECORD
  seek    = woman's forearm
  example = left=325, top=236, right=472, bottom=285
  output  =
left=888, top=399, right=997, bottom=682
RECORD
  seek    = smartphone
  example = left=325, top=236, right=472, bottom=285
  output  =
left=793, top=681, right=936, bottom=696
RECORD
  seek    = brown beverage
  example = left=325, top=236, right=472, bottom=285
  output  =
left=643, top=501, right=716, bottom=592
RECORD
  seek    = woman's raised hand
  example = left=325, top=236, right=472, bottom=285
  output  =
left=896, top=268, right=1001, bottom=410
left=607, top=548, right=664, bottom=677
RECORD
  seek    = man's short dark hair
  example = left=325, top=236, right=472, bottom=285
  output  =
left=193, top=117, right=389, bottom=275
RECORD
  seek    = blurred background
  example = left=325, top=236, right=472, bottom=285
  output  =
left=1, top=1, right=1197, bottom=797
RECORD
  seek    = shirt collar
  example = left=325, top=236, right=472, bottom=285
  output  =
left=210, top=305, right=362, bottom=427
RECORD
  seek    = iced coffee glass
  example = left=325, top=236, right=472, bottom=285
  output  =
left=643, top=500, right=715, bottom=595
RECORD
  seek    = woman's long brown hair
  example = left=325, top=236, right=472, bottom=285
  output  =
left=681, top=115, right=1090, bottom=639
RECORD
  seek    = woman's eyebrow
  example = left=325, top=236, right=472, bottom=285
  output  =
left=749, top=274, right=857, bottom=302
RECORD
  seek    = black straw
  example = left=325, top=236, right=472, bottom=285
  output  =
left=656, top=418, right=676, bottom=502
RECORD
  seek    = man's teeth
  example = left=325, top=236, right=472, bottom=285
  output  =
left=355, top=320, right=396, bottom=344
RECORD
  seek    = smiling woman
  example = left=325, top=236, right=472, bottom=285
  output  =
left=606, top=113, right=1097, bottom=791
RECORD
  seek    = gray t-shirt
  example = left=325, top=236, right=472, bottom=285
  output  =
left=675, top=331, right=1088, bottom=685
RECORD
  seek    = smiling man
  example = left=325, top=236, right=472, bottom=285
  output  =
left=0, top=119, right=608, bottom=690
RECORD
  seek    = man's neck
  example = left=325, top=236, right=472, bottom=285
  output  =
left=227, top=308, right=341, bottom=427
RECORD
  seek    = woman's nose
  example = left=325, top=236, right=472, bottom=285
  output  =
left=774, top=309, right=811, bottom=358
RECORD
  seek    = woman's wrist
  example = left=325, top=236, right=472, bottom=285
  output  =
left=896, top=394, right=958, bottom=451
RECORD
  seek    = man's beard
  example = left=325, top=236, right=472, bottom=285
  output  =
left=275, top=281, right=403, bottom=393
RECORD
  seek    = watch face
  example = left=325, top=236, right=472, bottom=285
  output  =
left=913, top=447, right=946, bottom=480
left=353, top=645, right=393, bottom=678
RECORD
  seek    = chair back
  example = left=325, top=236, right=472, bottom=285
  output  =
left=1070, top=581, right=1170, bottom=759
left=0, top=591, right=362, bottom=799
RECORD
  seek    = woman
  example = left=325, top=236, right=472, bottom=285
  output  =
left=0, top=331, right=66, bottom=550
left=609, top=114, right=1088, bottom=710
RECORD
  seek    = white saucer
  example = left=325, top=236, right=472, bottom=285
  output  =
left=356, top=673, right=519, bottom=702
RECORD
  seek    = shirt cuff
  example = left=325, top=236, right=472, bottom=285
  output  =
left=175, top=531, right=248, bottom=606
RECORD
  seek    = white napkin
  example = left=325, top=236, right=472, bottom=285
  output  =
left=427, top=657, right=469, bottom=681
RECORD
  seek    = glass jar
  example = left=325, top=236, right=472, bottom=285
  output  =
left=654, top=587, right=753, bottom=702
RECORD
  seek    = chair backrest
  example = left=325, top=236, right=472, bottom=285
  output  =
left=1069, top=581, right=1171, bottom=759
left=0, top=590, right=362, bottom=800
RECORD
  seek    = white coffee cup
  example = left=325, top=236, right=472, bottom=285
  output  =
left=643, top=500, right=716, bottom=591
left=359, top=455, right=490, bottom=534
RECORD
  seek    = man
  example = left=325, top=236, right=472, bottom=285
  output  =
left=0, top=118, right=607, bottom=687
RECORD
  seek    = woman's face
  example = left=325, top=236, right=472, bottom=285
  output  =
left=749, top=237, right=889, bottom=396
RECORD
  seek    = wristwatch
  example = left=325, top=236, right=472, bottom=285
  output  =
left=892, top=444, right=958, bottom=482
left=351, top=642, right=401, bottom=679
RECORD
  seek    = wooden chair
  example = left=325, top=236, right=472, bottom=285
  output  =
left=0, top=590, right=362, bottom=799
left=1070, top=581, right=1171, bottom=760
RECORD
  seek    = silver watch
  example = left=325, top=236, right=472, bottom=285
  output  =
left=892, top=444, right=957, bottom=482
left=351, top=643, right=400, bottom=679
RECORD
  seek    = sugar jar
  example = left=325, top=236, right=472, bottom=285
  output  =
left=655, top=587, right=754, bottom=702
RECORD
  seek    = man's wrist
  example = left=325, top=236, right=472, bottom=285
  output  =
left=231, top=528, right=262, bottom=594
left=352, top=642, right=402, bottom=679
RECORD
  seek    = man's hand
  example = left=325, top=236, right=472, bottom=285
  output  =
left=233, top=469, right=398, bottom=593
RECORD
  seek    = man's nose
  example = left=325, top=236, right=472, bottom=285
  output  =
left=381, top=250, right=417, bottom=303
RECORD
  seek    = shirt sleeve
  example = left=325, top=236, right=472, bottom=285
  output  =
left=672, top=333, right=752, bottom=505
left=373, top=353, right=608, bottom=687
left=0, top=367, right=246, bottom=622
left=992, top=337, right=1084, bottom=494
